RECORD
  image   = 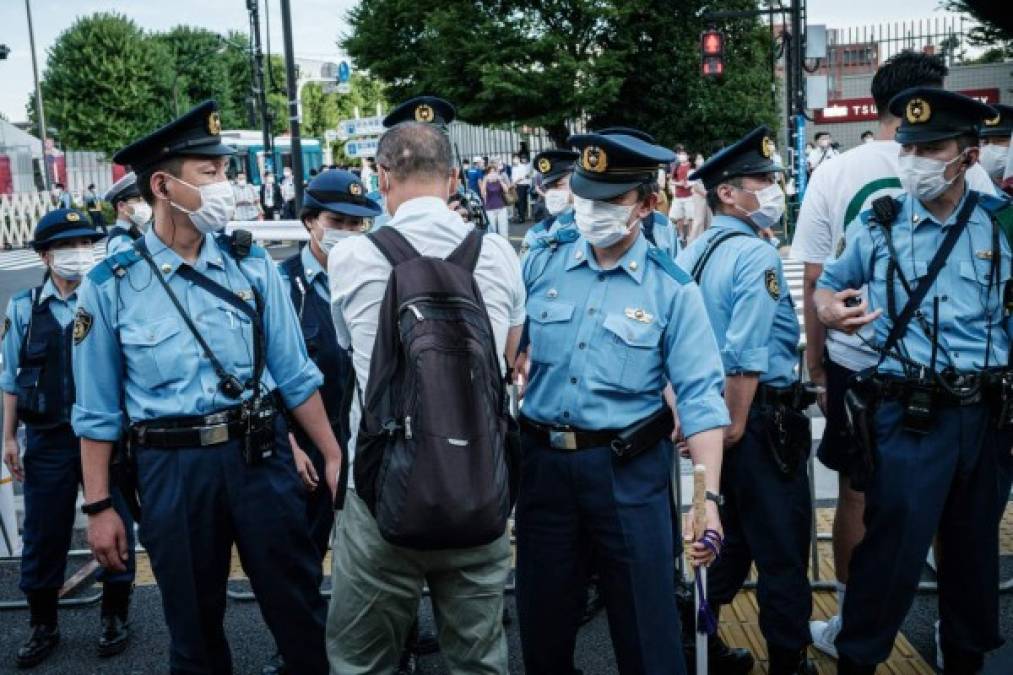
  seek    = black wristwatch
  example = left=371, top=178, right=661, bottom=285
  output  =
left=81, top=497, right=113, bottom=516
left=705, top=490, right=725, bottom=507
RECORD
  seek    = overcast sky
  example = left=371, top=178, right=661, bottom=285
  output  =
left=0, top=0, right=961, bottom=122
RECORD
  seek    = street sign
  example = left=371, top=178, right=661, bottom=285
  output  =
left=324, top=129, right=339, bottom=142
left=337, top=82, right=351, bottom=94
left=344, top=138, right=379, bottom=159
left=339, top=116, right=384, bottom=139
left=337, top=61, right=351, bottom=83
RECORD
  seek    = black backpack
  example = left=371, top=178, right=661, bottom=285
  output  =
left=354, top=226, right=511, bottom=550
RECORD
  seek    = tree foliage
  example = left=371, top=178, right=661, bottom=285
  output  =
left=301, top=73, right=387, bottom=162
left=342, top=0, right=779, bottom=151
left=942, top=1, right=1013, bottom=57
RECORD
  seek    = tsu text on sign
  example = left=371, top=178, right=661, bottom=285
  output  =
left=814, top=87, right=1000, bottom=124
left=344, top=138, right=379, bottom=159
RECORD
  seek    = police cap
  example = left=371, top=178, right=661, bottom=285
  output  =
left=113, top=100, right=234, bottom=173
left=382, top=96, right=456, bottom=129
left=978, top=103, right=1013, bottom=139
left=689, top=125, right=782, bottom=190
left=31, top=209, right=104, bottom=251
left=532, top=149, right=579, bottom=186
left=103, top=172, right=141, bottom=207
left=567, top=131, right=675, bottom=201
left=303, top=169, right=382, bottom=218
left=889, top=87, right=998, bottom=145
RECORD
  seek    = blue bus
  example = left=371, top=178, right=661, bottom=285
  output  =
left=220, top=130, right=324, bottom=185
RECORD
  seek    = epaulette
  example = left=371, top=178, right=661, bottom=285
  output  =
left=530, top=218, right=551, bottom=235
left=88, top=249, right=142, bottom=285
left=646, top=246, right=691, bottom=285
left=11, top=288, right=32, bottom=303
left=216, top=231, right=266, bottom=261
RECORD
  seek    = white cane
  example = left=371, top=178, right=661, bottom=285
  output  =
left=692, top=464, right=708, bottom=675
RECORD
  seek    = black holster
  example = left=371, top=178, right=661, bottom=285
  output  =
left=760, top=403, right=811, bottom=476
left=110, top=438, right=141, bottom=521
left=610, top=406, right=675, bottom=463
left=844, top=369, right=879, bottom=485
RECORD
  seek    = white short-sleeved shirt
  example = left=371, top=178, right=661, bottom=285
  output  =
left=329, top=196, right=526, bottom=463
left=792, top=139, right=998, bottom=371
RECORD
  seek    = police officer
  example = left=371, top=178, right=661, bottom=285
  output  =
left=979, top=103, right=1012, bottom=188
left=369, top=96, right=457, bottom=230
left=84, top=184, right=107, bottom=233
left=677, top=126, right=814, bottom=675
left=519, top=149, right=578, bottom=257
left=104, top=172, right=152, bottom=255
left=516, top=130, right=729, bottom=675
left=261, top=169, right=379, bottom=675
left=2, top=209, right=135, bottom=667
left=72, top=100, right=341, bottom=675
left=815, top=88, right=1011, bottom=674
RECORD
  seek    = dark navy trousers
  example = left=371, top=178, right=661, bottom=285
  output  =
left=837, top=401, right=1013, bottom=666
left=707, top=409, right=813, bottom=650
left=515, top=435, right=685, bottom=675
left=135, top=415, right=327, bottom=675
left=20, top=424, right=136, bottom=592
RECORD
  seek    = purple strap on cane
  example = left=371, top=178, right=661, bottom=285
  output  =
left=695, top=529, right=723, bottom=636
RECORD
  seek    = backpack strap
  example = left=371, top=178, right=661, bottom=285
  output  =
left=367, top=226, right=421, bottom=267
left=446, top=229, right=483, bottom=272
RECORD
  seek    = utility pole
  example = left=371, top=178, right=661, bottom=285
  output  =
left=246, top=0, right=274, bottom=174
left=280, top=0, right=304, bottom=210
left=25, top=0, right=50, bottom=191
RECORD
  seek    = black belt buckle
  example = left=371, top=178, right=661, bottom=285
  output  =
left=903, top=380, right=936, bottom=434
left=241, top=398, right=276, bottom=465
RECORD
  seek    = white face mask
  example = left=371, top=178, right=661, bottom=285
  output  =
left=979, top=144, right=1008, bottom=179
left=573, top=195, right=636, bottom=248
left=317, top=227, right=360, bottom=256
left=128, top=202, right=152, bottom=229
left=735, top=183, right=785, bottom=230
left=167, top=177, right=235, bottom=233
left=898, top=151, right=966, bottom=202
left=50, top=246, right=95, bottom=282
left=677, top=153, right=689, bottom=163
left=544, top=188, right=571, bottom=216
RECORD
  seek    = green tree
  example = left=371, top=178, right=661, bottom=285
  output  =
left=342, top=0, right=777, bottom=150
left=29, top=13, right=173, bottom=155
left=301, top=73, right=387, bottom=161
left=942, top=1, right=1013, bottom=57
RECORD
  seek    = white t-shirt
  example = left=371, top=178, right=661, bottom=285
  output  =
left=792, top=139, right=998, bottom=371
left=807, top=145, right=839, bottom=172
left=512, top=162, right=532, bottom=186
left=329, top=196, right=527, bottom=463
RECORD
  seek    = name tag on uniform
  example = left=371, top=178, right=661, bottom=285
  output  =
left=976, top=250, right=994, bottom=261
left=624, top=307, right=653, bottom=324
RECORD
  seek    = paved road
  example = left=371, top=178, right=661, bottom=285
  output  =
left=1, top=223, right=1011, bottom=673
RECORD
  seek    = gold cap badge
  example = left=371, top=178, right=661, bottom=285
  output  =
left=349, top=182, right=363, bottom=196
left=415, top=104, right=434, bottom=123
left=984, top=113, right=1001, bottom=127
left=66, top=212, right=80, bottom=222
left=905, top=98, right=931, bottom=125
left=207, top=111, right=222, bottom=135
left=761, top=137, right=775, bottom=159
left=537, top=157, right=552, bottom=174
left=581, top=146, right=608, bottom=173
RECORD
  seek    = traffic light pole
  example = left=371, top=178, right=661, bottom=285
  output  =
left=247, top=0, right=274, bottom=174
left=25, top=0, right=50, bottom=191
left=279, top=0, right=304, bottom=211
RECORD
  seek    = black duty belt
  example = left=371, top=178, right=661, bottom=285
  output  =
left=873, top=372, right=999, bottom=407
left=518, top=416, right=618, bottom=451
left=131, top=406, right=249, bottom=448
left=752, top=382, right=818, bottom=410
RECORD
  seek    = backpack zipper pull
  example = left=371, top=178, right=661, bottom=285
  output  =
left=404, top=416, right=413, bottom=439
left=407, top=304, right=424, bottom=321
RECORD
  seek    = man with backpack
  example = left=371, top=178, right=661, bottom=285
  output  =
left=325, top=109, right=526, bottom=674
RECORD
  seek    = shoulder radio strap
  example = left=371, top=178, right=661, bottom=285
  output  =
left=879, top=191, right=979, bottom=360
left=691, top=230, right=750, bottom=282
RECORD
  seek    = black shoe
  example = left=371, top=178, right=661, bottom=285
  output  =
left=261, top=651, right=287, bottom=675
left=413, top=626, right=440, bottom=656
left=393, top=647, right=418, bottom=675
left=579, top=579, right=605, bottom=625
left=710, top=637, right=755, bottom=675
left=768, top=646, right=816, bottom=675
left=838, top=655, right=877, bottom=675
left=97, top=614, right=130, bottom=657
left=16, top=624, right=60, bottom=669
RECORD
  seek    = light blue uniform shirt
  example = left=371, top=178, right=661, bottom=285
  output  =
left=676, top=214, right=800, bottom=388
left=521, top=231, right=729, bottom=437
left=278, top=244, right=329, bottom=302
left=643, top=210, right=680, bottom=260
left=71, top=227, right=323, bottom=441
left=520, top=209, right=575, bottom=257
left=818, top=189, right=1013, bottom=377
left=105, top=219, right=138, bottom=256
left=0, top=279, right=78, bottom=394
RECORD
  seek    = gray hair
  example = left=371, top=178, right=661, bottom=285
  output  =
left=376, top=122, right=453, bottom=181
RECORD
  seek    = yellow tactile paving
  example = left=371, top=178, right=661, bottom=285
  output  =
left=123, top=503, right=1013, bottom=672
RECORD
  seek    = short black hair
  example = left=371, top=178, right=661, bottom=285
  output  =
left=137, top=156, right=186, bottom=204
left=87, top=183, right=95, bottom=190
left=814, top=131, right=830, bottom=141
left=54, top=182, right=64, bottom=189
left=871, top=50, right=947, bottom=117
left=861, top=130, right=874, bottom=138
left=955, top=133, right=979, bottom=152
left=705, top=177, right=744, bottom=213
left=299, top=206, right=321, bottom=227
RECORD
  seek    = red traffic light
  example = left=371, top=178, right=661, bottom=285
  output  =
left=701, top=30, right=724, bottom=57
left=702, top=56, right=725, bottom=77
